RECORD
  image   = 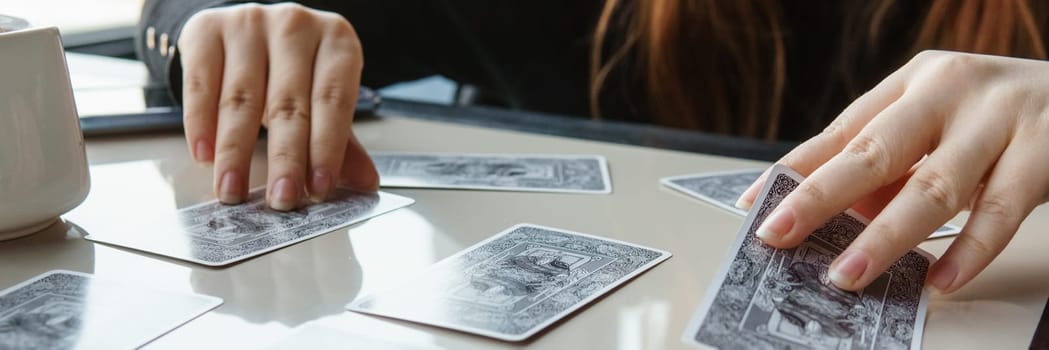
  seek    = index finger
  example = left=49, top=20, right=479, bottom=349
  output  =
left=178, top=11, right=224, bottom=163
left=736, top=69, right=909, bottom=210
left=756, top=97, right=939, bottom=249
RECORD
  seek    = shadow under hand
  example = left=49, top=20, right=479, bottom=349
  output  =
left=188, top=230, right=362, bottom=327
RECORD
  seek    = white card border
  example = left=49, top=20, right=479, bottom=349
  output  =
left=680, top=164, right=934, bottom=349
left=371, top=152, right=613, bottom=194
left=0, top=270, right=223, bottom=349
left=929, top=223, right=961, bottom=239
left=348, top=223, right=671, bottom=342
left=85, top=190, right=415, bottom=266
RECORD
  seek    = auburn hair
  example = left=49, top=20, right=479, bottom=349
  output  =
left=590, top=0, right=1048, bottom=140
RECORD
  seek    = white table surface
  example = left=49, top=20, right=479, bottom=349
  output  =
left=1, top=115, right=1047, bottom=349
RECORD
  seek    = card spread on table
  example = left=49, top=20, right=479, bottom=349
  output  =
left=85, top=188, right=414, bottom=266
left=662, top=169, right=961, bottom=239
left=371, top=152, right=612, bottom=194
left=681, top=164, right=932, bottom=350
left=348, top=224, right=670, bottom=342
left=0, top=270, right=221, bottom=350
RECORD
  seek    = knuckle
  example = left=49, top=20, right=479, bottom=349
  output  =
left=274, top=5, right=313, bottom=35
left=183, top=75, right=210, bottom=96
left=957, top=234, right=1002, bottom=260
left=266, top=97, right=310, bottom=124
left=319, top=19, right=363, bottom=67
left=234, top=4, right=266, bottom=27
left=796, top=180, right=828, bottom=204
left=905, top=50, right=942, bottom=74
left=269, top=1, right=307, bottom=11
left=986, top=82, right=1024, bottom=100
left=911, top=170, right=961, bottom=212
left=328, top=22, right=363, bottom=51
left=929, top=52, right=990, bottom=81
left=911, top=49, right=942, bottom=64
left=867, top=220, right=903, bottom=242
left=220, top=88, right=262, bottom=114
left=974, top=193, right=1023, bottom=226
left=215, top=139, right=253, bottom=158
left=842, top=134, right=892, bottom=180
left=270, top=149, right=306, bottom=168
left=776, top=151, right=803, bottom=170
left=983, top=84, right=1027, bottom=114
left=181, top=11, right=226, bottom=43
left=820, top=118, right=849, bottom=148
left=179, top=14, right=208, bottom=40
left=326, top=17, right=357, bottom=38
left=314, top=84, right=351, bottom=109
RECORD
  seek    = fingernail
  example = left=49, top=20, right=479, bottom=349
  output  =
left=734, top=197, right=753, bottom=210
left=219, top=171, right=243, bottom=204
left=830, top=250, right=869, bottom=288
left=756, top=206, right=794, bottom=241
left=270, top=177, right=299, bottom=211
left=309, top=168, right=333, bottom=202
left=929, top=261, right=958, bottom=293
left=195, top=140, right=213, bottom=162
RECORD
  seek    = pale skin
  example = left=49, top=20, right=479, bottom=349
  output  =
left=737, top=50, right=1049, bottom=294
left=179, top=3, right=1049, bottom=293
left=177, top=3, right=377, bottom=212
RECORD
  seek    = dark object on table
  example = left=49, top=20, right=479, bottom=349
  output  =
left=79, top=86, right=381, bottom=137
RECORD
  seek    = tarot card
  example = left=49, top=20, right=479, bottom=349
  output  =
left=348, top=224, right=671, bottom=341
left=682, top=164, right=932, bottom=350
left=0, top=270, right=221, bottom=350
left=85, top=188, right=414, bottom=266
left=661, top=169, right=764, bottom=216
left=662, top=169, right=961, bottom=239
left=930, top=224, right=961, bottom=239
left=371, top=152, right=612, bottom=194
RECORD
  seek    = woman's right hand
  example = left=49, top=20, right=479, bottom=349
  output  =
left=177, top=2, right=378, bottom=211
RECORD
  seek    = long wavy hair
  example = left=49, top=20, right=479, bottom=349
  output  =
left=590, top=0, right=1048, bottom=140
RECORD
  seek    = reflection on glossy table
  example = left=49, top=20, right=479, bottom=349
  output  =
left=1, top=115, right=1047, bottom=349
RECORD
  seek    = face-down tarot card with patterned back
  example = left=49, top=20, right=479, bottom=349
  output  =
left=0, top=270, right=221, bottom=350
left=348, top=224, right=670, bottom=341
left=84, top=188, right=414, bottom=266
left=661, top=169, right=764, bottom=216
left=682, top=164, right=933, bottom=350
left=371, top=152, right=612, bottom=194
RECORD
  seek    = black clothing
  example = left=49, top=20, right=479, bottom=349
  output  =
left=137, top=1, right=987, bottom=141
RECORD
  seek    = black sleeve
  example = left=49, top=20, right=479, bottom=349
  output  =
left=332, top=1, right=601, bottom=116
left=137, top=0, right=601, bottom=116
left=137, top=0, right=243, bottom=101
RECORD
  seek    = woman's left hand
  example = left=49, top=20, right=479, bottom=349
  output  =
left=735, top=50, right=1049, bottom=294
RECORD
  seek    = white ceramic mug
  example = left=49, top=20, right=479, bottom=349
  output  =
left=0, top=16, right=90, bottom=240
